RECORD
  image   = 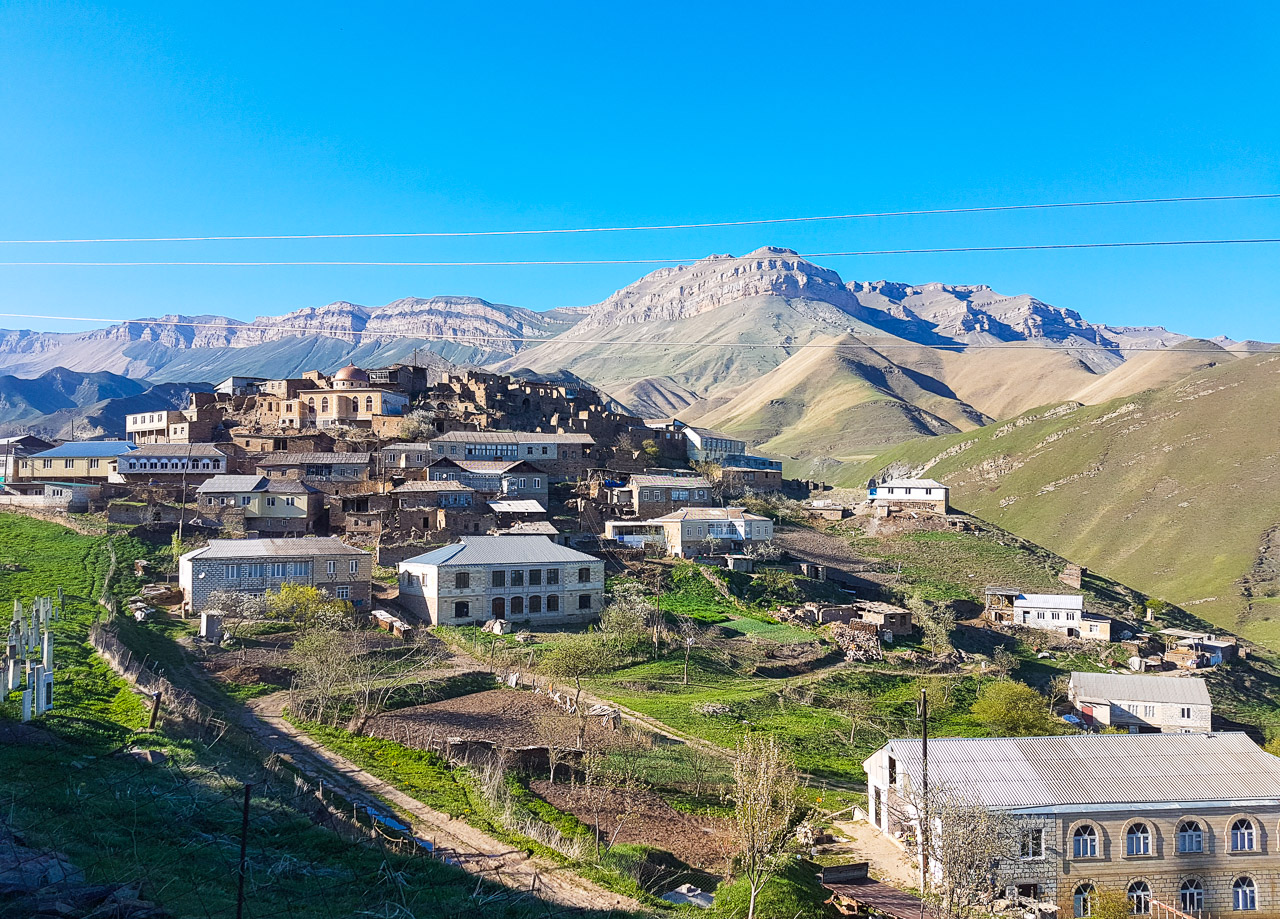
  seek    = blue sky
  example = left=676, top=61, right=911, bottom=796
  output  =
left=1, top=1, right=1278, bottom=339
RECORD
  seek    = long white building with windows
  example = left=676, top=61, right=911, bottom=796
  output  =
left=864, top=732, right=1280, bottom=918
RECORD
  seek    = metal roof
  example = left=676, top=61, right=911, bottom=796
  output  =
left=400, top=535, right=599, bottom=568
left=1015, top=594, right=1084, bottom=610
left=487, top=499, right=546, bottom=514
left=186, top=537, right=368, bottom=560
left=31, top=441, right=136, bottom=458
left=430, top=431, right=595, bottom=444
left=381, top=443, right=435, bottom=452
left=629, top=474, right=711, bottom=489
left=391, top=480, right=473, bottom=493
left=1069, top=672, right=1211, bottom=706
left=877, top=477, right=946, bottom=489
left=129, top=443, right=229, bottom=457
left=255, top=452, right=371, bottom=465
left=650, top=507, right=769, bottom=522
left=196, top=475, right=269, bottom=494
left=496, top=521, right=560, bottom=536
left=874, top=732, right=1280, bottom=809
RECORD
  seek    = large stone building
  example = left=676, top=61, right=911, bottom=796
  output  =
left=426, top=431, right=595, bottom=480
left=865, top=732, right=1280, bottom=918
left=605, top=473, right=712, bottom=518
left=255, top=452, right=373, bottom=485
left=397, top=535, right=604, bottom=626
left=118, top=443, right=235, bottom=484
left=179, top=537, right=372, bottom=612
left=125, top=394, right=225, bottom=444
left=1067, top=672, right=1212, bottom=733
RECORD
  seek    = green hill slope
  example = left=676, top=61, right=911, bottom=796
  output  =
left=843, top=350, right=1280, bottom=646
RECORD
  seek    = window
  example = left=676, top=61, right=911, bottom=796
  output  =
left=511, top=570, right=524, bottom=587
left=454, top=601, right=470, bottom=618
left=1073, top=885, right=1095, bottom=918
left=1128, top=880, right=1151, bottom=915
left=1178, top=821, right=1204, bottom=854
left=1073, top=825, right=1098, bottom=858
left=533, top=478, right=541, bottom=488
left=529, top=569, right=541, bottom=587
left=547, top=569, right=559, bottom=585
left=335, top=586, right=350, bottom=600
left=578, top=567, right=591, bottom=583
left=321, top=397, right=329, bottom=412
left=89, top=458, right=100, bottom=469
left=1234, top=877, right=1257, bottom=911
left=492, top=570, right=505, bottom=588
left=455, top=572, right=470, bottom=589
left=42, top=459, right=52, bottom=469
left=578, top=594, right=591, bottom=610
left=266, top=497, right=276, bottom=507
left=327, top=561, right=336, bottom=575
left=1020, top=828, right=1044, bottom=860
left=1181, top=707, right=1193, bottom=719
left=1143, top=705, right=1156, bottom=718
left=241, top=496, right=251, bottom=506
left=528, top=595, right=541, bottom=614
left=285, top=496, right=296, bottom=507
left=270, top=563, right=287, bottom=578
left=1180, top=879, right=1204, bottom=913
left=887, top=756, right=896, bottom=786
left=223, top=565, right=238, bottom=579
left=546, top=594, right=559, bottom=612
left=65, top=458, right=74, bottom=469
left=1127, top=823, right=1151, bottom=857
left=1231, top=819, right=1255, bottom=852
left=349, top=560, right=358, bottom=575
left=365, top=396, right=374, bottom=411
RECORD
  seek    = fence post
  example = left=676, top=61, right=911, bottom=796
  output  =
left=236, top=783, right=252, bottom=919
left=148, top=691, right=161, bottom=730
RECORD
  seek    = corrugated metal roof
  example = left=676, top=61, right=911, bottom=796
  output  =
left=189, top=537, right=368, bottom=559
left=1069, top=672, right=1211, bottom=705
left=196, top=475, right=268, bottom=494
left=488, top=500, right=546, bottom=514
left=1015, top=594, right=1084, bottom=610
left=256, top=452, right=371, bottom=465
left=878, top=733, right=1280, bottom=809
left=391, top=480, right=473, bottom=493
left=31, top=441, right=136, bottom=458
left=629, top=474, right=711, bottom=489
left=650, top=507, right=769, bottom=522
left=453, top=459, right=524, bottom=473
left=877, top=477, right=946, bottom=489
left=400, top=535, right=599, bottom=567
left=496, top=521, right=560, bottom=536
left=129, top=443, right=229, bottom=457
left=430, top=431, right=595, bottom=444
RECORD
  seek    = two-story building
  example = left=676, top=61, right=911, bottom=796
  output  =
left=125, top=394, right=223, bottom=444
left=984, top=589, right=1112, bottom=641
left=1068, top=672, right=1212, bottom=733
left=426, top=431, right=595, bottom=480
left=609, top=474, right=713, bottom=518
left=865, top=732, right=1280, bottom=918
left=118, top=443, right=235, bottom=484
left=867, top=477, right=950, bottom=516
left=397, top=535, right=605, bottom=626
left=681, top=426, right=748, bottom=463
left=604, top=506, right=773, bottom=557
left=194, top=474, right=325, bottom=537
left=17, top=441, right=136, bottom=482
left=255, top=452, right=373, bottom=485
left=426, top=457, right=548, bottom=500
left=0, top=435, right=53, bottom=484
left=388, top=480, right=489, bottom=538
left=179, top=537, right=372, bottom=612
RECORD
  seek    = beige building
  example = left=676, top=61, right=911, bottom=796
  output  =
left=125, top=395, right=224, bottom=444
left=253, top=365, right=409, bottom=430
left=194, top=474, right=325, bottom=536
left=866, top=732, right=1280, bottom=918
left=1068, top=672, right=1212, bottom=733
left=17, top=441, right=136, bottom=481
left=604, top=506, right=773, bottom=557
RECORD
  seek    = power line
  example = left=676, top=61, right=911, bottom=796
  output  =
left=1, top=193, right=1276, bottom=244
left=2, top=237, right=1279, bottom=267
left=0, top=311, right=1255, bottom=353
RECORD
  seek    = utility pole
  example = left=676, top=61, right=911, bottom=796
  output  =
left=918, top=688, right=930, bottom=897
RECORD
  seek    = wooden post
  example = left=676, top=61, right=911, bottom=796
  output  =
left=148, top=691, right=162, bottom=730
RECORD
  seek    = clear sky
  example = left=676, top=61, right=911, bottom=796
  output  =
left=1, top=1, right=1278, bottom=339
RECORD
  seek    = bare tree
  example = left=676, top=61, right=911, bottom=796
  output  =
left=731, top=733, right=801, bottom=919
left=207, top=589, right=268, bottom=641
left=540, top=633, right=614, bottom=747
left=916, top=601, right=957, bottom=660
left=673, top=613, right=701, bottom=685
left=533, top=711, right=574, bottom=785
left=346, top=633, right=440, bottom=733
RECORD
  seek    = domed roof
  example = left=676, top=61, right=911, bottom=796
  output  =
left=332, top=363, right=368, bottom=382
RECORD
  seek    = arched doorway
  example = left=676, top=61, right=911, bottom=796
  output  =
left=491, top=597, right=505, bottom=620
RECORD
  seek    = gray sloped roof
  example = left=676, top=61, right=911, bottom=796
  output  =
left=255, top=452, right=371, bottom=465
left=629, top=474, right=711, bottom=489
left=400, top=535, right=600, bottom=568
left=1069, top=672, right=1211, bottom=706
left=188, top=537, right=367, bottom=559
left=196, top=475, right=269, bottom=494
left=875, top=732, right=1280, bottom=809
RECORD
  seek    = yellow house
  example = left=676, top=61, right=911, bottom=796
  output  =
left=17, top=441, right=137, bottom=481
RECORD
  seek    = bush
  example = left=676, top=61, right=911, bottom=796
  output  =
left=711, top=859, right=836, bottom=919
left=970, top=680, right=1063, bottom=736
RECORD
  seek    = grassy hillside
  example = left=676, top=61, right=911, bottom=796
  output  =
left=842, top=350, right=1280, bottom=646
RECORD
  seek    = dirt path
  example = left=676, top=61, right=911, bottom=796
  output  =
left=242, top=691, right=644, bottom=914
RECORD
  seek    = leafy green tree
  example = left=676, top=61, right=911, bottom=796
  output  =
left=1092, top=887, right=1134, bottom=919
left=599, top=580, right=654, bottom=656
left=540, top=633, right=615, bottom=746
left=970, top=680, right=1063, bottom=736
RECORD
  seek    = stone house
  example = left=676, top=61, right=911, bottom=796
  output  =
left=17, top=441, right=137, bottom=482
left=610, top=474, right=712, bottom=518
left=125, top=394, right=224, bottom=444
left=194, top=474, right=326, bottom=537
left=426, top=431, right=595, bottom=481
left=864, top=732, right=1280, bottom=917
left=255, top=452, right=373, bottom=485
left=984, top=589, right=1112, bottom=641
left=118, top=443, right=236, bottom=485
left=388, top=480, right=490, bottom=539
left=397, top=535, right=605, bottom=626
left=867, top=477, right=949, bottom=516
left=717, top=464, right=784, bottom=494
left=231, top=431, right=335, bottom=454
left=1067, top=672, right=1212, bottom=733
left=179, top=537, right=373, bottom=612
left=426, top=457, right=548, bottom=501
left=604, top=507, right=773, bottom=558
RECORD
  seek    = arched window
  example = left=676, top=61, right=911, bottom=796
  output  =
left=1231, top=819, right=1256, bottom=852
left=491, top=597, right=505, bottom=619
left=546, top=594, right=559, bottom=612
left=1127, top=823, right=1151, bottom=857
left=1178, top=821, right=1204, bottom=854
left=1234, top=877, right=1257, bottom=911
left=1128, top=880, right=1151, bottom=915
left=320, top=397, right=329, bottom=412
left=510, top=596, right=524, bottom=616
left=1073, top=825, right=1098, bottom=858
left=528, top=595, right=541, bottom=614
left=1073, top=884, right=1095, bottom=918
left=307, top=398, right=316, bottom=410
left=454, top=601, right=470, bottom=618
left=365, top=395, right=374, bottom=411
left=1180, top=878, right=1204, bottom=913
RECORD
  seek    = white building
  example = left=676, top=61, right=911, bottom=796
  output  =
left=397, top=535, right=605, bottom=626
left=604, top=507, right=773, bottom=558
left=1068, top=672, right=1212, bottom=733
left=867, top=477, right=949, bottom=515
left=984, top=589, right=1112, bottom=641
